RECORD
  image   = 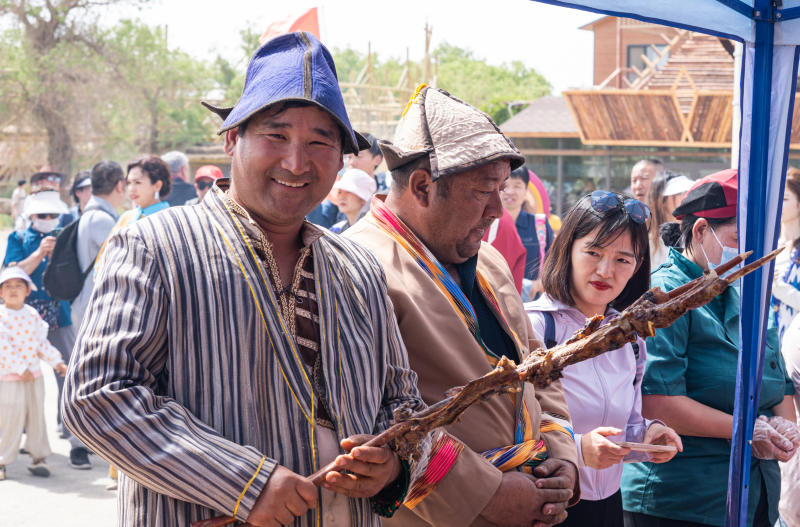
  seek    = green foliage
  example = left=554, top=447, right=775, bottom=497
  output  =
left=436, top=44, right=551, bottom=124
left=0, top=1, right=211, bottom=182
left=0, top=5, right=552, bottom=182
left=108, top=19, right=215, bottom=153
left=214, top=24, right=263, bottom=104
left=210, top=36, right=549, bottom=126
left=328, top=42, right=551, bottom=125
left=0, top=0, right=158, bottom=182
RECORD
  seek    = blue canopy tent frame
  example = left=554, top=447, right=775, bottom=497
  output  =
left=529, top=1, right=799, bottom=525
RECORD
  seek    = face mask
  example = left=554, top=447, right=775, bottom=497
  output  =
left=32, top=218, right=59, bottom=233
left=700, top=226, right=741, bottom=283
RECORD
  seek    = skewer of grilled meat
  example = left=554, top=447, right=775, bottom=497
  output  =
left=192, top=248, right=779, bottom=527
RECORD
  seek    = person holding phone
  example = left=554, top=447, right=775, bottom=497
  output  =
left=526, top=190, right=682, bottom=527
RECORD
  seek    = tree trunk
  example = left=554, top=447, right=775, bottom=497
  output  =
left=24, top=9, right=74, bottom=202
left=33, top=92, right=73, bottom=202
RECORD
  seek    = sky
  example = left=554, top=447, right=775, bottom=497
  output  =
left=108, top=0, right=600, bottom=94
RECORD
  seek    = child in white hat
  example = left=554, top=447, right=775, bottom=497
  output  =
left=0, top=266, right=67, bottom=480
left=330, top=169, right=378, bottom=234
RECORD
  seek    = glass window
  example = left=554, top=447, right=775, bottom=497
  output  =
left=627, top=44, right=669, bottom=83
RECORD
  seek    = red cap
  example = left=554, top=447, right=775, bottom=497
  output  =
left=195, top=165, right=224, bottom=181
left=672, top=169, right=737, bottom=221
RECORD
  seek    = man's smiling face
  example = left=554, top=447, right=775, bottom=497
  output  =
left=225, top=103, right=345, bottom=228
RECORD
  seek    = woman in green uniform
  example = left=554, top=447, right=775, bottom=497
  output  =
left=621, top=169, right=799, bottom=527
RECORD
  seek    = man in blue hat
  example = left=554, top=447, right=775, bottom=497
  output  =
left=64, top=32, right=446, bottom=527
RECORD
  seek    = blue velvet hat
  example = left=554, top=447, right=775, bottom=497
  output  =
left=202, top=32, right=369, bottom=155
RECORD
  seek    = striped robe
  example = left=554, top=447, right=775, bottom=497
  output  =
left=62, top=186, right=431, bottom=527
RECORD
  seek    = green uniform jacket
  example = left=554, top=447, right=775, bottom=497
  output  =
left=621, top=248, right=794, bottom=526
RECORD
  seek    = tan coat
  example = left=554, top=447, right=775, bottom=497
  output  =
left=346, top=219, right=580, bottom=527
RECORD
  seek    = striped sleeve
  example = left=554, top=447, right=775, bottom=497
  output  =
left=61, top=229, right=274, bottom=521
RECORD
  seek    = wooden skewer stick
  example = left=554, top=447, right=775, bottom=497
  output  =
left=191, top=248, right=780, bottom=527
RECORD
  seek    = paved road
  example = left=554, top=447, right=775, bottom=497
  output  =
left=1, top=227, right=118, bottom=525
left=2, top=364, right=117, bottom=526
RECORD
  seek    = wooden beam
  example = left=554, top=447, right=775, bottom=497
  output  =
left=516, top=148, right=732, bottom=158
left=579, top=139, right=733, bottom=148
left=649, top=43, right=666, bottom=59
left=502, top=132, right=581, bottom=138
left=640, top=53, right=656, bottom=71
left=563, top=88, right=731, bottom=97
left=596, top=68, right=621, bottom=90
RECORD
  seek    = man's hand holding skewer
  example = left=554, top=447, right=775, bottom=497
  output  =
left=198, top=249, right=783, bottom=527
left=244, top=466, right=317, bottom=527
left=323, top=434, right=402, bottom=498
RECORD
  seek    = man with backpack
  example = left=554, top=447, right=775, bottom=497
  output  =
left=71, top=161, right=126, bottom=330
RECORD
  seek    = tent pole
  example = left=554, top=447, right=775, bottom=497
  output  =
left=725, top=8, right=775, bottom=527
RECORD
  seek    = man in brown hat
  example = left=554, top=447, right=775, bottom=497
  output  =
left=345, top=86, right=580, bottom=527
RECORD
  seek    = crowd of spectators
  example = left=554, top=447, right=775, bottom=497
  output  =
left=0, top=151, right=223, bottom=485
left=1, top=135, right=799, bottom=527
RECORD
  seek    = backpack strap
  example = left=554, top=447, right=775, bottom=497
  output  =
left=543, top=311, right=558, bottom=349
left=78, top=204, right=114, bottom=274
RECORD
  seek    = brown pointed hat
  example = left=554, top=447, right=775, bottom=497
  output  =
left=379, top=85, right=525, bottom=180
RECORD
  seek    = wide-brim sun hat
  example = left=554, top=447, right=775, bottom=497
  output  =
left=202, top=32, right=370, bottom=156
left=378, top=84, right=525, bottom=181
left=333, top=169, right=377, bottom=203
left=673, top=169, right=737, bottom=221
left=25, top=190, right=70, bottom=216
left=0, top=266, right=37, bottom=291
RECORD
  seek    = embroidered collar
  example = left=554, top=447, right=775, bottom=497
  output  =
left=213, top=180, right=324, bottom=248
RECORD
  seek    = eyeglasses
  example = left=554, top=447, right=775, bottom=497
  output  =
left=196, top=180, right=214, bottom=191
left=589, top=190, right=651, bottom=224
left=34, top=213, right=59, bottom=220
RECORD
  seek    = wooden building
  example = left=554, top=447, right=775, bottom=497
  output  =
left=500, top=16, right=765, bottom=215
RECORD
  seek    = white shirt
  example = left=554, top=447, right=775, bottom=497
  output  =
left=526, top=295, right=660, bottom=501
left=778, top=314, right=800, bottom=527
left=0, top=304, right=63, bottom=379
left=650, top=242, right=670, bottom=270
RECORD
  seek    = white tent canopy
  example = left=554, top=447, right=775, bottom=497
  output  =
left=530, top=1, right=800, bottom=526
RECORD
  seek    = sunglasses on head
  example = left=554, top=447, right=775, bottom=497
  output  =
left=34, top=213, right=59, bottom=220
left=589, top=190, right=651, bottom=224
left=196, top=180, right=214, bottom=191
